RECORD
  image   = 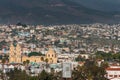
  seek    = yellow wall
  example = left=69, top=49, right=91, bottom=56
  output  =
left=22, top=56, right=45, bottom=63
left=46, top=48, right=57, bottom=64
left=9, top=44, right=57, bottom=64
left=9, top=44, right=16, bottom=63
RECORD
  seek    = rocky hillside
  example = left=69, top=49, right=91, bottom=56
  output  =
left=0, top=0, right=119, bottom=25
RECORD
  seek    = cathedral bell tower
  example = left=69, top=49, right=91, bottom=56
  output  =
left=15, top=44, right=22, bottom=63
left=9, top=44, right=15, bottom=63
left=9, top=43, right=22, bottom=63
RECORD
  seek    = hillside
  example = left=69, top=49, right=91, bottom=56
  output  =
left=71, top=0, right=120, bottom=12
left=0, top=0, right=119, bottom=25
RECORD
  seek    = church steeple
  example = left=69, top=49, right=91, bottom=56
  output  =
left=9, top=43, right=22, bottom=63
left=9, top=43, right=15, bottom=63
left=15, top=44, right=22, bottom=63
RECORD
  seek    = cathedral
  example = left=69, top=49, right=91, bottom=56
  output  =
left=9, top=44, right=57, bottom=64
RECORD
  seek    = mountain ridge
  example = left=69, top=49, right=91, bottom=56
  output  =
left=0, top=0, right=119, bottom=25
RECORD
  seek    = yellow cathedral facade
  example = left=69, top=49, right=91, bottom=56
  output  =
left=9, top=44, right=57, bottom=64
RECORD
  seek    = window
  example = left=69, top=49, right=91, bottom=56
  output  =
left=114, top=75, right=117, bottom=77
left=109, top=75, right=113, bottom=77
left=48, top=54, right=50, bottom=57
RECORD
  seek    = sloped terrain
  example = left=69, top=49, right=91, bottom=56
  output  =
left=0, top=0, right=119, bottom=25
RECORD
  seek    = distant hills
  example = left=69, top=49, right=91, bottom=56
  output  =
left=71, top=0, right=120, bottom=12
left=0, top=0, right=120, bottom=25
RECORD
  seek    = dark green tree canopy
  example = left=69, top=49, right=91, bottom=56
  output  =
left=28, top=52, right=45, bottom=57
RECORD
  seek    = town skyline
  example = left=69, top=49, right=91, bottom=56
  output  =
left=0, top=24, right=119, bottom=79
left=0, top=0, right=120, bottom=80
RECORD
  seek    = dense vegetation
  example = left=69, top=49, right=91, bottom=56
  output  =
left=6, top=60, right=108, bottom=80
left=28, top=52, right=45, bottom=57
left=72, top=60, right=108, bottom=80
left=95, top=51, right=120, bottom=62
left=75, top=51, right=120, bottom=62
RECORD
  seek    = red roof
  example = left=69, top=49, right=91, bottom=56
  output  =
left=106, top=67, right=120, bottom=71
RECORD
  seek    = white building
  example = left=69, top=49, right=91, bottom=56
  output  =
left=58, top=54, right=79, bottom=62
left=106, top=65, right=120, bottom=80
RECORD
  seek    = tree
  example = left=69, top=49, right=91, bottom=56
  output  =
left=41, top=57, right=44, bottom=61
left=38, top=70, right=50, bottom=80
left=1, top=58, right=6, bottom=80
left=23, top=61, right=26, bottom=66
left=6, top=68, right=40, bottom=80
left=6, top=68, right=29, bottom=80
left=101, top=62, right=109, bottom=69
left=45, top=58, right=48, bottom=63
left=75, top=55, right=85, bottom=62
left=72, top=66, right=86, bottom=80
left=45, top=58, right=49, bottom=68
left=72, top=60, right=108, bottom=80
left=26, top=60, right=30, bottom=65
left=2, top=58, right=6, bottom=65
left=28, top=52, right=44, bottom=57
left=23, top=60, right=30, bottom=67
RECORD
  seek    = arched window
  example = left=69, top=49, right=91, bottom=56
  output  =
left=48, top=54, right=50, bottom=57
left=52, top=54, right=54, bottom=57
